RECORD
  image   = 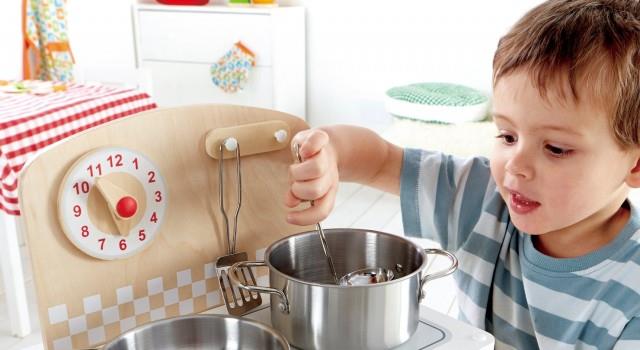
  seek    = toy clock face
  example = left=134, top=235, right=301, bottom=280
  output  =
left=58, top=147, right=167, bottom=260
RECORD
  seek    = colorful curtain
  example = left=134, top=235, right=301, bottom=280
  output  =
left=22, top=0, right=74, bottom=81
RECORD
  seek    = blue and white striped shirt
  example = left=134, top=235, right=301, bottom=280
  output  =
left=400, top=149, right=640, bottom=350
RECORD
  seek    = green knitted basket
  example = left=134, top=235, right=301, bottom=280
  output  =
left=384, top=82, right=489, bottom=124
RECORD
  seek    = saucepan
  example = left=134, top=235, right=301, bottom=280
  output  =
left=229, top=228, right=458, bottom=350
left=100, top=314, right=289, bottom=349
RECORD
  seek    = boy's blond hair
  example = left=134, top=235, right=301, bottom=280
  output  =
left=493, top=0, right=640, bottom=147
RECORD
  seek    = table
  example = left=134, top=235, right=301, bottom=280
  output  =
left=0, top=82, right=156, bottom=337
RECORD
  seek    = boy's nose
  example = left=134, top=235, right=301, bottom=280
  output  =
left=505, top=149, right=534, bottom=179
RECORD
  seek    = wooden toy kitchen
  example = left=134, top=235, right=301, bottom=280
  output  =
left=16, top=104, right=495, bottom=349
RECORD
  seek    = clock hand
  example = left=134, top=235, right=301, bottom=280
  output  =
left=94, top=176, right=138, bottom=236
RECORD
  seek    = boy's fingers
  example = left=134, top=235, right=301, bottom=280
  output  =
left=284, top=189, right=302, bottom=208
left=300, top=130, right=329, bottom=159
left=286, top=184, right=337, bottom=225
left=289, top=149, right=329, bottom=181
left=291, top=129, right=329, bottom=160
left=290, top=175, right=333, bottom=202
left=287, top=128, right=335, bottom=226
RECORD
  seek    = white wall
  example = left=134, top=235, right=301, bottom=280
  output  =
left=0, top=0, right=23, bottom=80
left=67, top=0, right=138, bottom=74
left=282, top=0, right=544, bottom=127
left=1, top=0, right=544, bottom=127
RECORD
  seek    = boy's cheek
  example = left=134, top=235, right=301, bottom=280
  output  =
left=489, top=159, right=504, bottom=183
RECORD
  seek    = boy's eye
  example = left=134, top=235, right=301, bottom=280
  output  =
left=545, top=144, right=573, bottom=157
left=495, top=133, right=517, bottom=144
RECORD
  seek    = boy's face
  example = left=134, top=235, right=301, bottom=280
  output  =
left=490, top=70, right=638, bottom=235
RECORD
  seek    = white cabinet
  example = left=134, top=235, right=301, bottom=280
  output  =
left=133, top=3, right=306, bottom=119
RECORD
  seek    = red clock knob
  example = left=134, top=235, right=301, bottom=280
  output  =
left=116, top=196, right=138, bottom=218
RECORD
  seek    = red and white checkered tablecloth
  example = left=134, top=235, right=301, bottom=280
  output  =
left=0, top=83, right=157, bottom=216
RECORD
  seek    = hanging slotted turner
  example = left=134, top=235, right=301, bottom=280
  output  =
left=214, top=138, right=262, bottom=315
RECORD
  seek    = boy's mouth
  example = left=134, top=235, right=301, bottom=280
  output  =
left=508, top=190, right=541, bottom=215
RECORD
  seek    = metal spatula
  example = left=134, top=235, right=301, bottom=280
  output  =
left=214, top=138, right=262, bottom=315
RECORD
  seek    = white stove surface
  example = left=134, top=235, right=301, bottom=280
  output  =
left=207, top=303, right=494, bottom=349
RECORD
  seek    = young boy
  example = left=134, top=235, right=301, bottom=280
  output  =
left=285, top=0, right=640, bottom=348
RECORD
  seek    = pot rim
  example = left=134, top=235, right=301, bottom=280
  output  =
left=265, top=228, right=429, bottom=288
left=102, top=313, right=290, bottom=349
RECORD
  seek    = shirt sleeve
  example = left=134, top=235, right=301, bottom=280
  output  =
left=614, top=318, right=640, bottom=349
left=399, top=148, right=493, bottom=251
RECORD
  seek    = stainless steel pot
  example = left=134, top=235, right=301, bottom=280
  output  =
left=101, top=314, right=289, bottom=350
left=229, top=228, right=458, bottom=350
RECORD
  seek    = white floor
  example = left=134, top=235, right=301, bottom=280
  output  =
left=0, top=182, right=459, bottom=350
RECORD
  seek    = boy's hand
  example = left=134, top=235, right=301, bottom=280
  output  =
left=285, top=129, right=339, bottom=226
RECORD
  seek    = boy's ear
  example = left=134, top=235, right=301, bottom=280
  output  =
left=626, top=154, right=640, bottom=188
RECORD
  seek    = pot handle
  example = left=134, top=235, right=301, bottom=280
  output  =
left=228, top=261, right=290, bottom=314
left=419, top=248, right=458, bottom=301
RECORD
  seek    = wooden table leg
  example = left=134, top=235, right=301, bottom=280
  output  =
left=0, top=211, right=31, bottom=337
